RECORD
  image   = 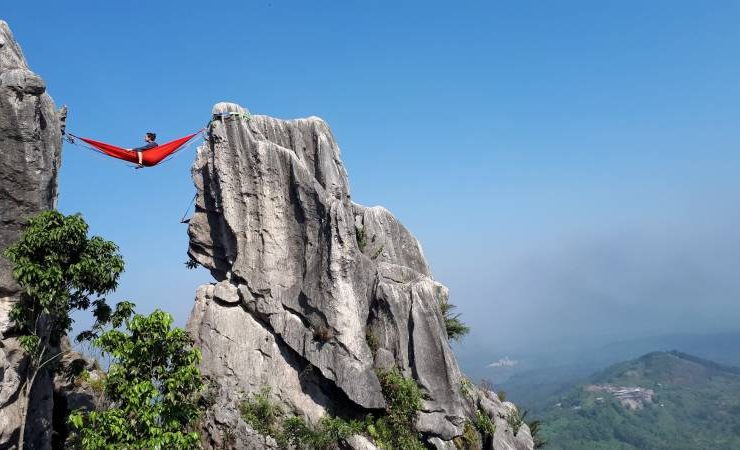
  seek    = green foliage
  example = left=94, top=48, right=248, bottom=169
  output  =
left=371, top=245, right=384, bottom=260
left=69, top=309, right=203, bottom=449
left=475, top=408, right=496, bottom=438
left=240, top=387, right=284, bottom=442
left=371, top=368, right=425, bottom=450
left=240, top=388, right=361, bottom=449
left=355, top=226, right=368, bottom=252
left=527, top=419, right=548, bottom=448
left=240, top=370, right=426, bottom=449
left=453, top=408, right=495, bottom=450
left=503, top=407, right=527, bottom=436
left=76, top=300, right=136, bottom=343
left=365, top=331, right=379, bottom=356
left=281, top=417, right=311, bottom=447
left=4, top=210, right=124, bottom=347
left=78, top=370, right=105, bottom=395
left=376, top=369, right=423, bottom=424
left=536, top=352, right=740, bottom=450
left=453, top=421, right=482, bottom=450
left=284, top=416, right=364, bottom=449
left=4, top=211, right=126, bottom=449
left=459, top=377, right=474, bottom=398
left=439, top=297, right=470, bottom=342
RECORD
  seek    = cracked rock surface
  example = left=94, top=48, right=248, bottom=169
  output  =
left=187, top=102, right=534, bottom=449
left=0, top=20, right=64, bottom=450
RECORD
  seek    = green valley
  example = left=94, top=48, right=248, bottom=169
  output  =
left=535, top=351, right=740, bottom=450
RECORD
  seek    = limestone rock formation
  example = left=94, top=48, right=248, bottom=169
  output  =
left=50, top=339, right=104, bottom=450
left=187, top=102, right=534, bottom=449
left=0, top=20, right=64, bottom=449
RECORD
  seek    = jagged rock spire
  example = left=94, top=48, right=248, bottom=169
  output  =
left=0, top=20, right=65, bottom=450
left=187, top=102, right=534, bottom=449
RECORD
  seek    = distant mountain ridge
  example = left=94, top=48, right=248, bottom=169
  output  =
left=537, top=351, right=740, bottom=450
left=485, top=331, right=740, bottom=410
left=592, top=351, right=740, bottom=383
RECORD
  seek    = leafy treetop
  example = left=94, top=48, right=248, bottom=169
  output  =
left=4, top=210, right=124, bottom=349
left=70, top=309, right=204, bottom=450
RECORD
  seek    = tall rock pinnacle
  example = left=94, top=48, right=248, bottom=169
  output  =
left=0, top=20, right=65, bottom=450
left=187, top=102, right=534, bottom=449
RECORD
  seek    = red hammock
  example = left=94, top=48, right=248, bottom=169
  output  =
left=68, top=131, right=202, bottom=167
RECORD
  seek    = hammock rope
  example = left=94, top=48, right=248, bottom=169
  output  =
left=64, top=108, right=255, bottom=169
left=180, top=193, right=197, bottom=224
left=65, top=129, right=205, bottom=168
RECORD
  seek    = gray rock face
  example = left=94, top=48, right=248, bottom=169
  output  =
left=51, top=339, right=103, bottom=450
left=187, top=102, right=534, bottom=449
left=0, top=20, right=64, bottom=450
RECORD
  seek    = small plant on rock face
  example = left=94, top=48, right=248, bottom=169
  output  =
left=439, top=297, right=470, bottom=342
left=241, top=386, right=361, bottom=449
left=459, top=377, right=475, bottom=398
left=502, top=407, right=527, bottom=437
left=313, top=324, right=334, bottom=343
left=284, top=415, right=364, bottom=449
left=453, top=421, right=482, bottom=450
left=366, top=331, right=379, bottom=356
left=240, top=370, right=427, bottom=450
left=222, top=428, right=236, bottom=447
left=355, top=226, right=368, bottom=252
left=241, top=386, right=284, bottom=443
left=371, top=245, right=384, bottom=260
left=475, top=408, right=496, bottom=439
left=370, top=368, right=426, bottom=450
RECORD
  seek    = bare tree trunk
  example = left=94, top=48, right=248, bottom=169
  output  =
left=17, top=370, right=37, bottom=450
left=17, top=346, right=65, bottom=450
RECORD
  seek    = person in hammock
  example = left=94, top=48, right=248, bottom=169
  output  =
left=130, top=132, right=158, bottom=166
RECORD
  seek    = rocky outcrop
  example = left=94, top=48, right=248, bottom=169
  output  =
left=0, top=20, right=64, bottom=449
left=50, top=339, right=104, bottom=450
left=187, top=102, right=534, bottom=449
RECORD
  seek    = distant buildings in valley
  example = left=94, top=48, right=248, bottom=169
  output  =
left=487, top=357, right=519, bottom=368
left=585, top=384, right=655, bottom=410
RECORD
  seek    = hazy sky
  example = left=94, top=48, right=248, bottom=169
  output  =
left=4, top=1, right=740, bottom=368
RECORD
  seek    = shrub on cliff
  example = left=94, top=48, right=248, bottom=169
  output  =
left=440, top=298, right=470, bottom=342
left=69, top=309, right=204, bottom=449
left=4, top=210, right=125, bottom=449
left=368, top=368, right=426, bottom=449
left=240, top=368, right=426, bottom=449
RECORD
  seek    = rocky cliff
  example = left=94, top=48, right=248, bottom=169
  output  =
left=0, top=21, right=65, bottom=449
left=187, top=102, right=534, bottom=449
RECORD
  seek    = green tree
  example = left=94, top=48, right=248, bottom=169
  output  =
left=3, top=211, right=124, bottom=449
left=69, top=309, right=204, bottom=449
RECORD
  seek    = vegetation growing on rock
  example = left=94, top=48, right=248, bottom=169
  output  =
left=240, top=368, right=426, bottom=449
left=440, top=297, right=470, bottom=342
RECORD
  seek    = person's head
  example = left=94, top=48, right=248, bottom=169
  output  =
left=145, top=132, right=156, bottom=142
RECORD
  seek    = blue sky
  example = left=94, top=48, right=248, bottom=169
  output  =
left=5, top=1, right=740, bottom=371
